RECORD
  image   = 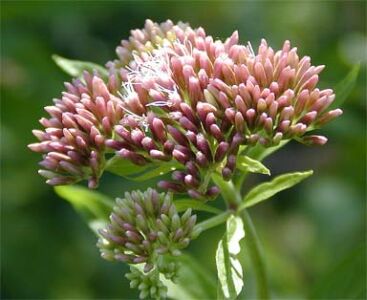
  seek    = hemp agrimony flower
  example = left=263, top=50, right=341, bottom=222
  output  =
left=29, top=19, right=349, bottom=300
left=104, top=20, right=342, bottom=199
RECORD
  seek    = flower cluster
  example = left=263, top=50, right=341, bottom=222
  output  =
left=29, top=19, right=342, bottom=198
left=97, top=188, right=198, bottom=273
left=125, top=267, right=168, bottom=299
left=105, top=20, right=342, bottom=198
left=28, top=72, right=124, bottom=188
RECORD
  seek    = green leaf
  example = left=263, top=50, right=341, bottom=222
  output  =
left=239, top=170, right=313, bottom=210
left=237, top=156, right=270, bottom=175
left=216, top=215, right=246, bottom=299
left=128, top=161, right=181, bottom=182
left=54, top=185, right=113, bottom=234
left=52, top=54, right=109, bottom=79
left=163, top=254, right=217, bottom=300
left=245, top=140, right=289, bottom=162
left=105, top=155, right=150, bottom=177
left=331, top=64, right=360, bottom=109
left=105, top=155, right=181, bottom=181
left=174, top=199, right=221, bottom=214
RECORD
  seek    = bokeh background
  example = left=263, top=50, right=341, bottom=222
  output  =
left=1, top=1, right=366, bottom=299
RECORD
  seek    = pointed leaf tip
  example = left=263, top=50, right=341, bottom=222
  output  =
left=240, top=170, right=313, bottom=210
left=332, top=64, right=360, bottom=109
left=52, top=54, right=109, bottom=79
left=237, top=155, right=271, bottom=175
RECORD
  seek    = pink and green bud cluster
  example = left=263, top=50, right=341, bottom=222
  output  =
left=28, top=72, right=124, bottom=188
left=106, top=20, right=342, bottom=198
left=97, top=189, right=198, bottom=273
left=29, top=20, right=342, bottom=196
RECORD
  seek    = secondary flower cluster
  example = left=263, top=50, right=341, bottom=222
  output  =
left=125, top=266, right=168, bottom=299
left=97, top=188, right=198, bottom=273
left=29, top=19, right=342, bottom=198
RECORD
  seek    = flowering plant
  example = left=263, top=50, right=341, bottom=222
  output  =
left=29, top=20, right=357, bottom=299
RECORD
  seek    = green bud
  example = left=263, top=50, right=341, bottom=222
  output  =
left=160, top=214, right=171, bottom=227
left=171, top=214, right=181, bottom=231
left=181, top=208, right=192, bottom=224
left=136, top=214, right=148, bottom=232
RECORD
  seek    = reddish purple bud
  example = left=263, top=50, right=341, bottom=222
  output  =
left=210, top=124, right=223, bottom=141
left=302, top=135, right=328, bottom=146
left=141, top=137, right=157, bottom=151
left=315, top=109, right=343, bottom=126
left=196, top=151, right=209, bottom=167
left=215, top=142, right=229, bottom=162
left=172, top=149, right=189, bottom=164
left=300, top=111, right=317, bottom=125
left=180, top=116, right=198, bottom=132
left=245, top=109, right=256, bottom=127
left=222, top=167, right=232, bottom=180
left=151, top=118, right=167, bottom=143
left=184, top=174, right=199, bottom=187
left=187, top=189, right=203, bottom=200
left=118, top=149, right=147, bottom=165
left=172, top=171, right=186, bottom=182
left=235, top=112, right=245, bottom=132
left=196, top=134, right=212, bottom=158
left=150, top=150, right=170, bottom=161
left=206, top=186, right=220, bottom=198
left=167, top=125, right=189, bottom=147
left=163, top=140, right=175, bottom=154
left=197, top=102, right=217, bottom=123
left=158, top=181, right=185, bottom=193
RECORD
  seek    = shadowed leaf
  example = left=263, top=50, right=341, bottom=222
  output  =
left=54, top=185, right=113, bottom=234
left=331, top=64, right=360, bottom=109
left=52, top=54, right=109, bottom=79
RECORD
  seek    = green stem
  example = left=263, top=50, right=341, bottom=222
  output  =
left=194, top=211, right=231, bottom=233
left=212, top=175, right=270, bottom=299
left=240, top=209, right=269, bottom=299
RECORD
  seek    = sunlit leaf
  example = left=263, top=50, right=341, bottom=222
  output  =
left=331, top=64, right=360, bottom=109
left=237, top=156, right=270, bottom=175
left=174, top=199, right=221, bottom=214
left=54, top=185, right=113, bottom=234
left=52, top=54, right=109, bottom=79
left=239, top=170, right=313, bottom=210
left=164, top=254, right=217, bottom=300
left=216, top=215, right=245, bottom=299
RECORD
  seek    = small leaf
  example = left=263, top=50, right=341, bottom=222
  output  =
left=163, top=254, right=217, bottom=300
left=331, top=64, right=360, bottom=109
left=128, top=161, right=181, bottom=182
left=239, top=170, right=313, bottom=210
left=174, top=199, right=221, bottom=214
left=105, top=155, right=150, bottom=177
left=54, top=185, right=113, bottom=234
left=105, top=155, right=181, bottom=182
left=245, top=140, right=289, bottom=162
left=216, top=215, right=245, bottom=299
left=237, top=156, right=270, bottom=175
left=52, top=54, right=109, bottom=79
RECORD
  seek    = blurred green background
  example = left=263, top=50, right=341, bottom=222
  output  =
left=1, top=1, right=366, bottom=299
